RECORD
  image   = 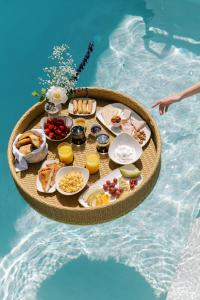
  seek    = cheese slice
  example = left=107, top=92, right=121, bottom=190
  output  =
left=101, top=105, right=120, bottom=125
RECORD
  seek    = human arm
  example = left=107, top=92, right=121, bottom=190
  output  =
left=152, top=81, right=200, bottom=115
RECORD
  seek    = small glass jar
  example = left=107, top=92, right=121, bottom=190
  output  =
left=71, top=126, right=86, bottom=145
left=45, top=102, right=61, bottom=116
left=90, top=124, right=102, bottom=137
left=96, top=133, right=110, bottom=154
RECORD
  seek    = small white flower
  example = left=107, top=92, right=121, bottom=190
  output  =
left=46, top=86, right=68, bottom=105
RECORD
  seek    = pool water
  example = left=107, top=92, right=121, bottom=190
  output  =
left=1, top=0, right=200, bottom=299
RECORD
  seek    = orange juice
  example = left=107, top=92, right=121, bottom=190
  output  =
left=58, top=142, right=73, bottom=165
left=85, top=152, right=100, bottom=174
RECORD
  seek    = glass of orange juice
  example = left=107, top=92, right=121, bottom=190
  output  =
left=85, top=152, right=100, bottom=174
left=57, top=142, right=73, bottom=165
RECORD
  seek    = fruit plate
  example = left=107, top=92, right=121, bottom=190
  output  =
left=36, top=159, right=59, bottom=193
left=40, top=116, right=73, bottom=142
left=96, top=103, right=151, bottom=147
left=78, top=168, right=142, bottom=208
left=68, top=98, right=96, bottom=116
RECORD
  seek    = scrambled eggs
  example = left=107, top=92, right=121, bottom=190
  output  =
left=59, top=171, right=84, bottom=193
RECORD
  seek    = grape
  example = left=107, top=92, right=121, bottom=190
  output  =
left=103, top=184, right=108, bottom=191
left=106, top=180, right=111, bottom=186
left=113, top=178, right=118, bottom=184
left=116, top=190, right=121, bottom=197
left=110, top=187, right=116, bottom=194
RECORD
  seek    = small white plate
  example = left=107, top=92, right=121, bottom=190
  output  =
left=55, top=166, right=89, bottom=196
left=68, top=98, right=96, bottom=116
left=109, top=133, right=142, bottom=165
left=40, top=116, right=73, bottom=142
left=96, top=103, right=151, bottom=147
left=78, top=168, right=142, bottom=208
left=37, top=159, right=59, bottom=193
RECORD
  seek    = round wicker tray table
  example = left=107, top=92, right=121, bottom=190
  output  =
left=8, top=87, right=161, bottom=225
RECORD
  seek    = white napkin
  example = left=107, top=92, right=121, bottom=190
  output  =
left=12, top=129, right=47, bottom=172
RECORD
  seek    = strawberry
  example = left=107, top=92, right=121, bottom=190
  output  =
left=45, top=128, right=50, bottom=135
left=55, top=129, right=62, bottom=136
left=49, top=124, right=54, bottom=130
left=49, top=132, right=55, bottom=139
left=47, top=118, right=53, bottom=124
left=59, top=125, right=65, bottom=131
left=56, top=135, right=62, bottom=140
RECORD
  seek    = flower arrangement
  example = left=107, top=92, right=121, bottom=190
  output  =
left=32, top=42, right=94, bottom=108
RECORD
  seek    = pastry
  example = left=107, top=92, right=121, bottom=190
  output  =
left=16, top=137, right=32, bottom=149
left=78, top=99, right=83, bottom=114
left=87, top=99, right=93, bottom=114
left=19, top=144, right=33, bottom=155
left=73, top=100, right=78, bottom=113
left=30, top=134, right=42, bottom=148
left=38, top=167, right=53, bottom=192
left=82, top=100, right=88, bottom=114
left=18, top=131, right=34, bottom=141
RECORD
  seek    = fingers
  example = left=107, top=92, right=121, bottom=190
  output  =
left=165, top=105, right=169, bottom=113
left=152, top=99, right=170, bottom=115
left=159, top=105, right=164, bottom=115
left=151, top=101, right=160, bottom=108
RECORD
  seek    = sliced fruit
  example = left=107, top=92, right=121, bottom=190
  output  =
left=120, top=164, right=141, bottom=178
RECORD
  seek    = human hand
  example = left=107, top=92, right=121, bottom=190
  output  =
left=152, top=94, right=182, bottom=115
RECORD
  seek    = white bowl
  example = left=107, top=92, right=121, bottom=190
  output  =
left=40, top=116, right=73, bottom=142
left=55, top=166, right=89, bottom=196
left=108, top=133, right=142, bottom=165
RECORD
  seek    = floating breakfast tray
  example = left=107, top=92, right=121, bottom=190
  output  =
left=8, top=87, right=161, bottom=225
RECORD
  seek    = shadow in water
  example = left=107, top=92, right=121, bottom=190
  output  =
left=37, top=256, right=167, bottom=300
left=143, top=0, right=200, bottom=58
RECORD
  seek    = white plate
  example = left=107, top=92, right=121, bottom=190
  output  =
left=68, top=98, right=96, bottom=116
left=36, top=159, right=59, bottom=193
left=55, top=166, right=89, bottom=196
left=78, top=168, right=142, bottom=208
left=109, top=133, right=143, bottom=165
left=40, top=116, right=73, bottom=142
left=96, top=103, right=151, bottom=147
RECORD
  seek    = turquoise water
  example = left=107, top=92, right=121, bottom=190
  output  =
left=1, top=0, right=200, bottom=299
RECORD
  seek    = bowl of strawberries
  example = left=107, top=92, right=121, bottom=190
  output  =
left=40, top=116, right=73, bottom=141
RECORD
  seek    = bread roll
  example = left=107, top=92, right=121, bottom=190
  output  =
left=19, top=144, right=33, bottom=155
left=73, top=100, right=78, bottom=113
left=87, top=99, right=93, bottom=114
left=18, top=131, right=33, bottom=141
left=82, top=100, right=88, bottom=114
left=78, top=99, right=83, bottom=114
left=16, top=137, right=32, bottom=149
left=30, top=134, right=42, bottom=148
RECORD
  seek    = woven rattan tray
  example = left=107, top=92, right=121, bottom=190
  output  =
left=8, top=87, right=161, bottom=225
